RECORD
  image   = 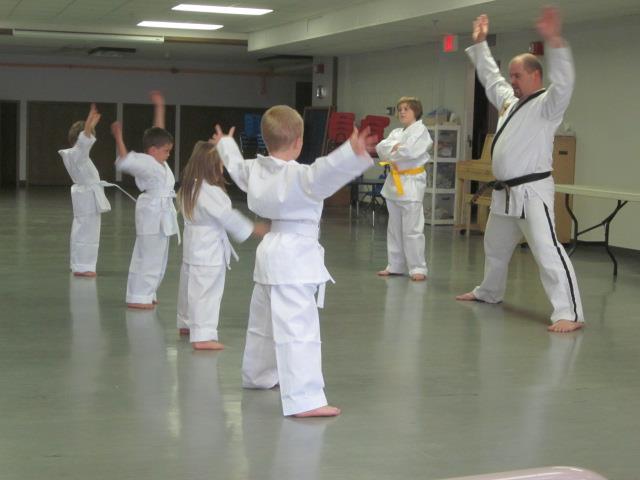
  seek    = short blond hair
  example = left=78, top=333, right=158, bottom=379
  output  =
left=260, top=105, right=304, bottom=152
left=396, top=96, right=423, bottom=120
left=68, top=121, right=85, bottom=146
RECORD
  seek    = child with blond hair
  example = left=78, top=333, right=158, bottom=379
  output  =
left=176, top=138, right=267, bottom=350
left=215, top=106, right=376, bottom=417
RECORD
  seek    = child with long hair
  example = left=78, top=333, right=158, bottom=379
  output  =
left=177, top=139, right=267, bottom=350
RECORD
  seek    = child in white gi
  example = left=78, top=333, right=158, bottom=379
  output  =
left=59, top=103, right=109, bottom=277
left=111, top=91, right=178, bottom=309
left=376, top=97, right=432, bottom=281
left=214, top=106, right=376, bottom=417
left=176, top=139, right=268, bottom=350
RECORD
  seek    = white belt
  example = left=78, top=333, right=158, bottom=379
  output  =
left=269, top=220, right=334, bottom=307
left=98, top=181, right=138, bottom=202
left=270, top=220, right=320, bottom=239
left=142, top=189, right=180, bottom=244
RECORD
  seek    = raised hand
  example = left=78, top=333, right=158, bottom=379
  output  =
left=472, top=14, right=489, bottom=43
left=110, top=121, right=123, bottom=140
left=211, top=124, right=236, bottom=145
left=536, top=6, right=565, bottom=47
left=349, top=126, right=376, bottom=156
left=149, top=90, right=165, bottom=106
left=86, top=103, right=101, bottom=129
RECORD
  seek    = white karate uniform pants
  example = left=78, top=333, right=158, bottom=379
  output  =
left=176, top=263, right=226, bottom=342
left=242, top=283, right=327, bottom=416
left=70, top=213, right=101, bottom=272
left=385, top=199, right=427, bottom=276
left=126, top=233, right=170, bottom=304
left=473, top=195, right=584, bottom=323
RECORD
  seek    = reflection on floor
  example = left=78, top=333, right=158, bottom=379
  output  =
left=1, top=187, right=639, bottom=480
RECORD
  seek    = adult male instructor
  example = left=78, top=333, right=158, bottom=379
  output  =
left=456, top=7, right=584, bottom=333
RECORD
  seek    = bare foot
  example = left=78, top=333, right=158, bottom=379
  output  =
left=410, top=273, right=426, bottom=281
left=455, top=291, right=477, bottom=301
left=74, top=271, right=97, bottom=277
left=293, top=405, right=341, bottom=418
left=377, top=270, right=402, bottom=277
left=547, top=320, right=583, bottom=333
left=193, top=340, right=225, bottom=350
left=152, top=299, right=159, bottom=305
left=179, top=328, right=190, bottom=336
left=127, top=303, right=155, bottom=310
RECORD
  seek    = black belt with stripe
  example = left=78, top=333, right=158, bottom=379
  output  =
left=471, top=171, right=552, bottom=214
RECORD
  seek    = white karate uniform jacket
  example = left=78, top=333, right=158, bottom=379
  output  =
left=182, top=183, right=254, bottom=267
left=59, top=132, right=111, bottom=215
left=375, top=120, right=432, bottom=202
left=115, top=152, right=179, bottom=237
left=216, top=138, right=373, bottom=286
left=466, top=41, right=575, bottom=217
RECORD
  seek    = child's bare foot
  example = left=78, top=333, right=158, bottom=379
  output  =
left=74, top=271, right=97, bottom=277
left=193, top=341, right=225, bottom=350
left=455, top=291, right=477, bottom=301
left=179, top=328, right=190, bottom=336
left=410, top=273, right=426, bottom=281
left=377, top=270, right=402, bottom=277
left=127, top=303, right=155, bottom=310
left=548, top=320, right=583, bottom=333
left=293, top=405, right=341, bottom=418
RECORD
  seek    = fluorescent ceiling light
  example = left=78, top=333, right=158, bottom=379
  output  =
left=138, top=21, right=223, bottom=30
left=12, top=29, right=164, bottom=43
left=172, top=4, right=273, bottom=15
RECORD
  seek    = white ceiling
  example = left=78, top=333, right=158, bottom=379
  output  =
left=0, top=0, right=638, bottom=64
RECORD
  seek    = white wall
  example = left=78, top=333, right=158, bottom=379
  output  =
left=337, top=15, right=640, bottom=250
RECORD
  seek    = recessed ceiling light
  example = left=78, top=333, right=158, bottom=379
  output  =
left=137, top=20, right=223, bottom=30
left=172, top=4, right=273, bottom=15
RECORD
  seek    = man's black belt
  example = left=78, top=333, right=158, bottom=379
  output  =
left=471, top=171, right=552, bottom=214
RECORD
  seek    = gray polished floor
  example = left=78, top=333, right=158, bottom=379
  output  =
left=1, top=187, right=639, bottom=480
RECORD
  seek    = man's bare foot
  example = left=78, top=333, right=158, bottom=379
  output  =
left=193, top=340, right=225, bottom=350
left=410, top=273, right=426, bottom=281
left=548, top=320, right=584, bottom=333
left=152, top=299, right=159, bottom=305
left=179, top=328, right=190, bottom=336
left=455, top=291, right=477, bottom=301
left=127, top=303, right=155, bottom=310
left=74, top=271, right=97, bottom=277
left=293, top=405, right=341, bottom=418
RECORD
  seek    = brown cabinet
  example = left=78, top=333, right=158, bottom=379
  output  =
left=456, top=135, right=576, bottom=244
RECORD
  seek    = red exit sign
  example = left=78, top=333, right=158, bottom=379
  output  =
left=443, top=34, right=458, bottom=53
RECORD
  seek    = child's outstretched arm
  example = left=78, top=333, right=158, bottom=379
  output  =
left=83, top=103, right=101, bottom=139
left=150, top=90, right=165, bottom=129
left=302, top=126, right=375, bottom=200
left=212, top=124, right=253, bottom=193
left=111, top=121, right=128, bottom=159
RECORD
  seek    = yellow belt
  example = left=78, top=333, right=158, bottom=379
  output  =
left=379, top=162, right=425, bottom=196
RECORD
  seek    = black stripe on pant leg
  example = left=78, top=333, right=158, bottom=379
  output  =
left=542, top=203, right=578, bottom=322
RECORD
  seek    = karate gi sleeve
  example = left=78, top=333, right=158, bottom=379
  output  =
left=216, top=137, right=254, bottom=192
left=466, top=41, right=517, bottom=112
left=388, top=127, right=433, bottom=162
left=66, top=132, right=97, bottom=166
left=540, top=46, right=575, bottom=121
left=375, top=129, right=401, bottom=160
left=301, top=141, right=374, bottom=200
left=115, top=151, right=153, bottom=178
left=202, top=186, right=254, bottom=243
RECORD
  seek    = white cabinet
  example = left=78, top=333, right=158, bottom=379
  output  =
left=425, top=125, right=460, bottom=225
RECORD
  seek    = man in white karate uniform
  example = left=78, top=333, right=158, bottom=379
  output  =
left=456, top=7, right=584, bottom=333
left=59, top=104, right=110, bottom=277
left=215, top=106, right=375, bottom=417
